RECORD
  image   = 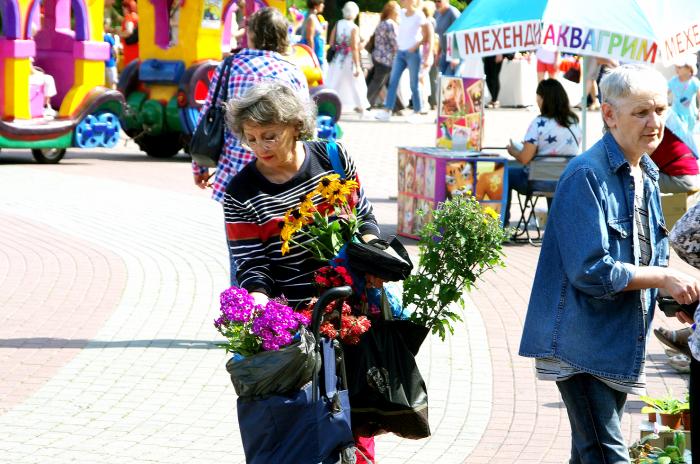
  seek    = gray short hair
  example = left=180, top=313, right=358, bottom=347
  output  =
left=599, top=64, right=668, bottom=106
left=224, top=82, right=317, bottom=141
left=599, top=64, right=668, bottom=131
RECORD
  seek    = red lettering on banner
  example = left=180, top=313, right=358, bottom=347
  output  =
left=512, top=24, right=523, bottom=47
left=464, top=32, right=481, bottom=54
left=665, top=37, right=676, bottom=59
left=524, top=23, right=539, bottom=47
left=694, top=25, right=700, bottom=47
left=492, top=28, right=503, bottom=49
left=557, top=25, right=569, bottom=47
left=638, top=40, right=658, bottom=63
left=503, top=26, right=512, bottom=49
left=481, top=29, right=491, bottom=51
left=684, top=29, right=694, bottom=50
left=676, top=32, right=686, bottom=53
left=543, top=24, right=555, bottom=45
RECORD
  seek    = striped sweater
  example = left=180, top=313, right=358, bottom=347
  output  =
left=223, top=141, right=380, bottom=307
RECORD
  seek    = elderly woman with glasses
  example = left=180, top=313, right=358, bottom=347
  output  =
left=519, top=64, right=700, bottom=463
left=223, top=81, right=381, bottom=462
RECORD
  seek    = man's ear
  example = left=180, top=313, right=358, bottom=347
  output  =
left=601, top=102, right=616, bottom=130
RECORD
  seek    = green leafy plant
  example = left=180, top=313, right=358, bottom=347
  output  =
left=640, top=393, right=690, bottom=415
left=629, top=431, right=686, bottom=463
left=402, top=195, right=509, bottom=340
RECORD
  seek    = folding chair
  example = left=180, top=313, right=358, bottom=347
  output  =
left=511, top=155, right=574, bottom=245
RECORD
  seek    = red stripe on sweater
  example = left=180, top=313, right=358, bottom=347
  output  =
left=227, top=218, right=284, bottom=242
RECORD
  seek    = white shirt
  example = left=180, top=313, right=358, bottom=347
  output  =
left=523, top=116, right=582, bottom=156
left=396, top=9, right=427, bottom=51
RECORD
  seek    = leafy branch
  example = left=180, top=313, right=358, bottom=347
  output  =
left=403, top=195, right=509, bottom=340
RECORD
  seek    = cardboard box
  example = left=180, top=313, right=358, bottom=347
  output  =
left=639, top=420, right=692, bottom=452
left=661, top=193, right=688, bottom=229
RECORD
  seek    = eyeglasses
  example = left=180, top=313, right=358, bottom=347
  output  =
left=242, top=134, right=280, bottom=151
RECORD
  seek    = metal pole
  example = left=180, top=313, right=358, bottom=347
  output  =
left=580, top=57, right=588, bottom=152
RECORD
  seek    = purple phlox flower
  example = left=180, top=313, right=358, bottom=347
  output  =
left=251, top=299, right=306, bottom=351
left=214, top=316, right=227, bottom=331
left=219, top=286, right=255, bottom=322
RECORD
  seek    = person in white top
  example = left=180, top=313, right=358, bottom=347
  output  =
left=535, top=44, right=559, bottom=82
left=505, top=78, right=582, bottom=224
left=375, top=0, right=429, bottom=121
left=326, top=2, right=370, bottom=113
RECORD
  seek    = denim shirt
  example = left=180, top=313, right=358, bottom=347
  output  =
left=519, top=132, right=670, bottom=381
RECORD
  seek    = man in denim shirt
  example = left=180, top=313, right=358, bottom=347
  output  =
left=519, top=64, right=700, bottom=463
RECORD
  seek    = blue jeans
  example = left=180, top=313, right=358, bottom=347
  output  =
left=556, top=374, right=629, bottom=464
left=384, top=49, right=422, bottom=113
left=505, top=165, right=555, bottom=225
left=438, top=53, right=456, bottom=77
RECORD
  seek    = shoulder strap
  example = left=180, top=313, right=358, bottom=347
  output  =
left=212, top=56, right=232, bottom=103
left=565, top=124, right=578, bottom=145
left=327, top=141, right=346, bottom=178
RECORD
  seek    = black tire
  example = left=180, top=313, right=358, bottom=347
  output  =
left=137, top=133, right=183, bottom=158
left=32, top=148, right=66, bottom=164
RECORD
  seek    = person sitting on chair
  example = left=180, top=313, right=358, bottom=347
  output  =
left=504, top=78, right=582, bottom=225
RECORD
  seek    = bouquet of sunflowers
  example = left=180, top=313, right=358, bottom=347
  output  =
left=280, top=173, right=374, bottom=345
left=280, top=174, right=359, bottom=259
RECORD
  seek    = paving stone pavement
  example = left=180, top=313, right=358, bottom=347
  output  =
left=0, top=107, right=698, bottom=464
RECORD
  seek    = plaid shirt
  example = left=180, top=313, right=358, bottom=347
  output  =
left=192, top=49, right=309, bottom=202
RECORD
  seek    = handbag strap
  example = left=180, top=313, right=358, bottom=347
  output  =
left=388, top=236, right=412, bottom=268
left=327, top=141, right=346, bottom=179
left=211, top=56, right=233, bottom=105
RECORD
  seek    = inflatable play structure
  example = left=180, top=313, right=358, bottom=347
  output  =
left=0, top=0, right=125, bottom=163
left=118, top=0, right=342, bottom=158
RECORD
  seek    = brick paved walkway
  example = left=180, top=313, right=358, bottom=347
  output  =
left=0, top=108, right=697, bottom=463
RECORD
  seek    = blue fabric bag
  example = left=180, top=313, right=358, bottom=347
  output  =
left=236, top=288, right=355, bottom=464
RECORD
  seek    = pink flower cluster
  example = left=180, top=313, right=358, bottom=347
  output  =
left=214, top=287, right=309, bottom=354
left=252, top=299, right=310, bottom=351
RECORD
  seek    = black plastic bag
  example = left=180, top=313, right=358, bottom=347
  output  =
left=347, top=235, right=413, bottom=282
left=226, top=327, right=320, bottom=399
left=342, top=318, right=430, bottom=439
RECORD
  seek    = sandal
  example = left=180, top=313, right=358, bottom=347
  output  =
left=654, top=327, right=692, bottom=358
left=668, top=354, right=691, bottom=373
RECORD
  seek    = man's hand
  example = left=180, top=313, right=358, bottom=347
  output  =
left=194, top=171, right=212, bottom=189
left=663, top=269, right=700, bottom=306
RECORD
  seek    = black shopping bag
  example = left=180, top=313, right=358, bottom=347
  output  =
left=343, top=318, right=430, bottom=439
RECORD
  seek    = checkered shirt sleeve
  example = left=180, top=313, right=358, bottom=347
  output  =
left=192, top=49, right=310, bottom=203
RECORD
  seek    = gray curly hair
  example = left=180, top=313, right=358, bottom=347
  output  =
left=224, top=82, right=316, bottom=141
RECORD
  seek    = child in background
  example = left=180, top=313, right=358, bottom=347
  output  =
left=668, top=53, right=700, bottom=133
left=104, top=27, right=118, bottom=90
left=29, top=58, right=58, bottom=118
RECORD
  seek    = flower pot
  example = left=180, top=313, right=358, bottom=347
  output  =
left=682, top=410, right=692, bottom=430
left=659, top=412, right=683, bottom=429
left=647, top=412, right=657, bottom=423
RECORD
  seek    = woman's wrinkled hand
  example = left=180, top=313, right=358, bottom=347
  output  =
left=676, top=311, right=694, bottom=325
left=250, top=291, right=269, bottom=307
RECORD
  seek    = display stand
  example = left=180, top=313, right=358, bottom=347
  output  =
left=397, top=147, right=509, bottom=238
